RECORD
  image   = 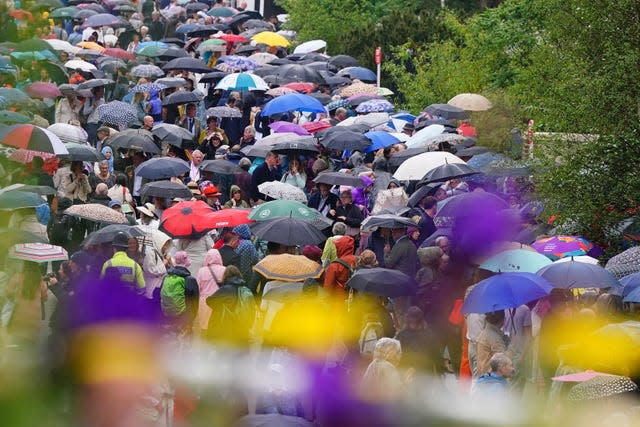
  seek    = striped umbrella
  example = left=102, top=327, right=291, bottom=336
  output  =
left=0, top=124, right=68, bottom=154
left=215, top=72, right=269, bottom=91
left=9, top=243, right=68, bottom=263
left=131, top=64, right=165, bottom=78
left=47, top=123, right=88, bottom=144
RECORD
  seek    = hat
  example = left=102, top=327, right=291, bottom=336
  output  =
left=402, top=122, right=415, bottom=132
left=172, top=251, right=191, bottom=268
left=187, top=181, right=201, bottom=195
left=112, top=232, right=130, bottom=248
left=136, top=203, right=156, bottom=218
left=108, top=200, right=122, bottom=209
left=302, top=245, right=322, bottom=263
left=203, top=185, right=222, bottom=197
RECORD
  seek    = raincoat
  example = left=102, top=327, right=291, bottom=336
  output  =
left=142, top=229, right=172, bottom=299
left=233, top=224, right=260, bottom=282
left=195, top=249, right=226, bottom=331
left=323, top=236, right=357, bottom=295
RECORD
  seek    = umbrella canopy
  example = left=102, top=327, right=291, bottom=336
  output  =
left=479, top=249, right=552, bottom=273
left=9, top=243, right=68, bottom=263
left=251, top=217, right=326, bottom=246
left=108, top=129, right=159, bottom=154
left=293, top=39, right=327, bottom=54
left=130, top=82, right=168, bottom=93
left=1, top=184, right=55, bottom=196
left=360, top=214, right=416, bottom=232
left=423, top=103, right=469, bottom=120
left=251, top=31, right=290, bottom=47
left=0, top=228, right=47, bottom=244
left=82, top=224, right=144, bottom=246
left=256, top=132, right=306, bottom=147
left=269, top=121, right=311, bottom=136
left=328, top=54, right=360, bottom=69
left=363, top=131, right=401, bottom=153
left=346, top=268, right=416, bottom=297
left=404, top=125, right=446, bottom=148
left=215, top=72, right=269, bottom=91
left=0, top=110, right=31, bottom=124
left=554, top=255, right=599, bottom=265
left=339, top=81, right=378, bottom=97
left=82, top=13, right=129, bottom=28
left=337, top=66, right=377, bottom=82
left=96, top=101, right=138, bottom=128
left=253, top=254, right=323, bottom=282
left=152, top=123, right=193, bottom=148
left=131, top=64, right=165, bottom=78
left=552, top=370, right=617, bottom=383
left=162, top=91, right=202, bottom=106
left=249, top=52, right=278, bottom=65
left=47, top=123, right=87, bottom=144
left=49, top=6, right=80, bottom=19
left=0, top=191, right=45, bottom=210
left=462, top=272, right=554, bottom=314
left=537, top=260, right=620, bottom=289
left=313, top=172, right=366, bottom=188
left=320, top=130, right=371, bottom=151
left=203, top=209, right=254, bottom=229
left=216, top=55, right=260, bottom=72
left=199, top=71, right=229, bottom=84
left=248, top=200, right=318, bottom=221
left=532, top=236, right=593, bottom=260
left=271, top=140, right=319, bottom=156
left=436, top=192, right=509, bottom=219
left=258, top=181, right=307, bottom=203
left=611, top=272, right=640, bottom=298
left=455, top=146, right=491, bottom=157
left=393, top=151, right=466, bottom=181
left=261, top=93, right=325, bottom=116
left=0, top=124, right=68, bottom=154
left=63, top=143, right=104, bottom=162
left=25, top=82, right=61, bottom=99
left=140, top=181, right=192, bottom=199
left=159, top=200, right=218, bottom=238
left=417, top=162, right=480, bottom=185
left=103, top=47, right=135, bottom=60
left=200, top=159, right=243, bottom=174
left=162, top=57, right=210, bottom=73
left=135, top=157, right=190, bottom=179
left=567, top=376, right=637, bottom=402
left=448, top=93, right=492, bottom=111
left=65, top=203, right=128, bottom=224
left=606, top=246, right=640, bottom=268
left=64, top=59, right=97, bottom=72
left=265, top=64, right=325, bottom=85
left=206, top=106, right=242, bottom=118
left=355, top=99, right=394, bottom=113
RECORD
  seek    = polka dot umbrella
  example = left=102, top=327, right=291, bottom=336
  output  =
left=567, top=375, right=637, bottom=402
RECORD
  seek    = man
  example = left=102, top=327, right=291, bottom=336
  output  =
left=249, top=151, right=281, bottom=204
left=178, top=103, right=202, bottom=138
left=83, top=86, right=105, bottom=145
left=95, top=127, right=111, bottom=153
left=308, top=183, right=338, bottom=218
left=189, top=149, right=204, bottom=183
left=218, top=231, right=241, bottom=269
left=410, top=196, right=437, bottom=247
left=402, top=122, right=415, bottom=137
left=329, top=190, right=364, bottom=239
left=472, top=353, right=514, bottom=394
left=55, top=91, right=81, bottom=125
left=329, top=107, right=348, bottom=125
left=90, top=183, right=112, bottom=206
left=435, top=236, right=450, bottom=255
left=202, top=184, right=223, bottom=211
left=142, top=115, right=154, bottom=131
left=101, top=232, right=146, bottom=293
left=476, top=310, right=511, bottom=376
left=384, top=226, right=418, bottom=279
left=149, top=11, right=166, bottom=41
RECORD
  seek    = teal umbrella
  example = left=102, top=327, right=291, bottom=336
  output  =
left=49, top=6, right=80, bottom=19
left=479, top=249, right=552, bottom=273
left=0, top=110, right=31, bottom=124
left=248, top=200, right=318, bottom=221
left=0, top=191, right=45, bottom=210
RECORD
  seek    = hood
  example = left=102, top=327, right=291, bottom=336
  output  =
left=417, top=247, right=443, bottom=268
left=151, top=229, right=172, bottom=255
left=223, top=276, right=246, bottom=288
left=233, top=223, right=252, bottom=240
left=203, top=248, right=223, bottom=267
left=335, top=235, right=355, bottom=258
left=229, top=184, right=241, bottom=199
left=167, top=265, right=191, bottom=277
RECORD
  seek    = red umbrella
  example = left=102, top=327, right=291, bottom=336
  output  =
left=159, top=200, right=219, bottom=238
left=0, top=124, right=68, bottom=154
left=208, top=208, right=254, bottom=228
left=302, top=121, right=332, bottom=134
left=282, top=82, right=314, bottom=93
left=103, top=48, right=136, bottom=60
left=25, top=82, right=62, bottom=99
left=10, top=10, right=33, bottom=21
left=218, top=34, right=248, bottom=43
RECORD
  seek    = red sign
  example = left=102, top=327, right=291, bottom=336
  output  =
left=374, top=47, right=382, bottom=65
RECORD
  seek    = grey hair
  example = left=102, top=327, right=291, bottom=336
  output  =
left=435, top=236, right=449, bottom=246
left=332, top=222, right=347, bottom=236
left=99, top=160, right=109, bottom=168
left=489, top=353, right=511, bottom=373
left=373, top=337, right=402, bottom=365
left=244, top=126, right=256, bottom=136
left=192, top=149, right=203, bottom=157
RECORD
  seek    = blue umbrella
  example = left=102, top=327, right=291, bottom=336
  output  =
left=337, top=66, right=377, bottom=82
left=480, top=249, right=552, bottom=273
left=0, top=58, right=17, bottom=74
left=537, top=260, right=620, bottom=289
left=391, top=112, right=416, bottom=123
left=261, top=93, right=325, bottom=116
left=623, top=285, right=640, bottom=303
left=175, top=23, right=201, bottom=35
left=0, top=191, right=45, bottom=210
left=134, top=41, right=169, bottom=53
left=363, top=131, right=400, bottom=153
left=462, top=272, right=554, bottom=314
left=134, top=157, right=190, bottom=180
left=466, top=152, right=508, bottom=170
left=608, top=272, right=640, bottom=297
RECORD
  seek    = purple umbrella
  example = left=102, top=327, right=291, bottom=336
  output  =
left=355, top=99, right=394, bottom=113
left=217, top=55, right=260, bottom=71
left=82, top=13, right=129, bottom=28
left=269, top=121, right=311, bottom=136
left=532, top=236, right=593, bottom=261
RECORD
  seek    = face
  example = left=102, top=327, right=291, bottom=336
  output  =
left=103, top=150, right=112, bottom=160
left=340, top=194, right=351, bottom=205
left=243, top=129, right=253, bottom=140
left=411, top=230, right=420, bottom=240
left=99, top=163, right=109, bottom=175
left=438, top=238, right=450, bottom=253
left=208, top=119, right=218, bottom=129
left=233, top=191, right=241, bottom=201
left=143, top=116, right=154, bottom=128
left=192, top=152, right=203, bottom=165
left=127, top=237, right=138, bottom=254
left=265, top=154, right=278, bottom=168
left=388, top=182, right=399, bottom=189
left=318, top=184, right=329, bottom=197
left=187, top=106, right=196, bottom=117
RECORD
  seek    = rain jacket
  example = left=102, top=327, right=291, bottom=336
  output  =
left=232, top=224, right=260, bottom=282
left=160, top=266, right=199, bottom=327
left=223, top=185, right=250, bottom=209
left=195, top=249, right=226, bottom=331
left=142, top=229, right=172, bottom=299
left=176, top=234, right=215, bottom=276
left=323, top=236, right=357, bottom=295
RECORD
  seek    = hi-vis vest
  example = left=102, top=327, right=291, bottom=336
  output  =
left=101, top=251, right=145, bottom=290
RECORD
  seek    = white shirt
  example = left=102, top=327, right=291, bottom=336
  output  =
left=189, top=162, right=201, bottom=182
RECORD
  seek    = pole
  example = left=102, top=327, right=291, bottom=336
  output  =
left=375, top=46, right=382, bottom=89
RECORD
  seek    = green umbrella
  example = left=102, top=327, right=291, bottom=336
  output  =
left=136, top=45, right=165, bottom=57
left=14, top=39, right=56, bottom=53
left=10, top=51, right=48, bottom=62
left=49, top=6, right=80, bottom=19
left=0, top=191, right=45, bottom=210
left=29, top=0, right=64, bottom=10
left=248, top=200, right=318, bottom=221
left=208, top=7, right=235, bottom=17
left=0, top=110, right=31, bottom=124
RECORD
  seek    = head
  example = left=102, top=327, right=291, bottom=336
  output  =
left=334, top=107, right=347, bottom=121
left=32, top=156, right=44, bottom=170
left=318, top=183, right=331, bottom=197
left=102, top=146, right=113, bottom=160
left=223, top=231, right=240, bottom=249
left=289, top=158, right=302, bottom=172
left=92, top=86, right=104, bottom=99
left=404, top=306, right=426, bottom=330
left=221, top=265, right=243, bottom=284
left=243, top=126, right=255, bottom=140
left=98, top=160, right=110, bottom=176
left=422, top=196, right=438, bottom=216
left=109, top=199, right=122, bottom=212
left=264, top=151, right=278, bottom=168
left=112, top=232, right=129, bottom=251
left=239, top=157, right=252, bottom=171
left=231, top=186, right=242, bottom=201
left=372, top=337, right=402, bottom=366
left=95, top=183, right=108, bottom=196
left=143, top=115, right=154, bottom=129
left=127, top=236, right=139, bottom=256
left=408, top=226, right=420, bottom=241
left=186, top=103, right=196, bottom=118
left=206, top=116, right=219, bottom=130
left=172, top=251, right=192, bottom=268
left=339, top=190, right=353, bottom=206
left=489, top=353, right=514, bottom=378
left=70, top=161, right=84, bottom=174
left=485, top=310, right=505, bottom=326
left=391, top=227, right=406, bottom=240
left=191, top=150, right=204, bottom=166
left=435, top=236, right=450, bottom=254
left=332, top=221, right=347, bottom=237
left=357, top=249, right=378, bottom=269
left=97, top=127, right=110, bottom=141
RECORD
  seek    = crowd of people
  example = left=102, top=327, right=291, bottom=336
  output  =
left=1, top=1, right=640, bottom=426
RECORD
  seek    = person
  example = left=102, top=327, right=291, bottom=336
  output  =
left=131, top=92, right=148, bottom=123
left=142, top=115, right=155, bottom=132
left=402, top=123, right=415, bottom=137
left=55, top=91, right=81, bottom=124
left=178, top=103, right=202, bottom=137
left=195, top=249, right=226, bottom=334
left=321, top=222, right=347, bottom=267
left=141, top=229, right=172, bottom=299
left=410, top=196, right=437, bottom=247
left=95, top=127, right=111, bottom=153
left=329, top=107, right=347, bottom=125
left=328, top=190, right=364, bottom=239
left=198, top=116, right=229, bottom=146
left=101, top=232, right=146, bottom=293
left=189, top=149, right=204, bottom=183
left=223, top=185, right=250, bottom=209
left=47, top=197, right=75, bottom=248
left=126, top=33, right=140, bottom=52
left=108, top=173, right=134, bottom=205
left=5, top=263, right=48, bottom=346
left=25, top=156, right=54, bottom=188
left=394, top=306, right=438, bottom=373
left=136, top=203, right=158, bottom=228
left=476, top=310, right=510, bottom=376
left=62, top=161, right=92, bottom=203
left=472, top=353, right=514, bottom=394
left=235, top=158, right=252, bottom=203
left=415, top=247, right=445, bottom=289
left=238, top=126, right=256, bottom=149
left=202, top=184, right=223, bottom=210
left=323, top=235, right=357, bottom=298
left=218, top=231, right=241, bottom=269
left=89, top=183, right=112, bottom=206
left=360, top=338, right=407, bottom=402
left=407, top=225, right=421, bottom=247
left=82, top=86, right=105, bottom=144
left=160, top=251, right=199, bottom=332
left=308, top=183, right=339, bottom=218
left=281, top=158, right=307, bottom=190
left=232, top=224, right=260, bottom=284
left=89, top=160, right=117, bottom=192
left=384, top=227, right=418, bottom=279
left=249, top=151, right=281, bottom=204
left=435, top=235, right=451, bottom=255
left=457, top=120, right=477, bottom=137
left=200, top=131, right=224, bottom=160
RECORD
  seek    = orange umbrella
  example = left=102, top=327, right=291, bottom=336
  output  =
left=77, top=41, right=105, bottom=52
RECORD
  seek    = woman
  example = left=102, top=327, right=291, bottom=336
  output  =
left=126, top=33, right=140, bottom=53
left=360, top=338, right=407, bottom=402
left=329, top=190, right=364, bottom=239
left=108, top=173, right=134, bottom=205
left=131, top=91, right=148, bottom=123
left=200, top=132, right=224, bottom=160
left=199, top=116, right=229, bottom=146
left=62, top=160, right=92, bottom=203
left=407, top=226, right=421, bottom=248
left=223, top=185, right=250, bottom=209
left=281, top=158, right=307, bottom=190
left=94, top=147, right=114, bottom=175
left=5, top=263, right=48, bottom=346
left=195, top=249, right=226, bottom=333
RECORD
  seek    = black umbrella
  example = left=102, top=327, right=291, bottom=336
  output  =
left=307, top=92, right=332, bottom=105
left=200, top=159, right=243, bottom=174
left=140, top=181, right=192, bottom=199
left=158, top=48, right=189, bottom=61
left=408, top=183, right=439, bottom=207
left=537, top=261, right=620, bottom=290
left=199, top=71, right=229, bottom=84
left=316, top=124, right=368, bottom=139
left=77, top=78, right=114, bottom=90
left=265, top=64, right=326, bottom=85
left=234, top=45, right=259, bottom=56
left=271, top=140, right=319, bottom=156
left=83, top=13, right=130, bottom=28
left=63, top=143, right=105, bottom=162
left=360, top=214, right=416, bottom=232
left=186, top=24, right=229, bottom=39
left=415, top=118, right=457, bottom=131
left=328, top=54, right=360, bottom=69
left=185, top=2, right=208, bottom=12
left=162, top=57, right=211, bottom=73
left=346, top=268, right=416, bottom=297
left=159, top=37, right=185, bottom=47
left=243, top=19, right=273, bottom=30
left=151, top=123, right=194, bottom=148
left=417, top=162, right=480, bottom=185
left=320, top=130, right=371, bottom=151
left=324, top=76, right=352, bottom=86
left=241, top=145, right=271, bottom=158
left=107, top=129, right=160, bottom=154
left=423, top=103, right=469, bottom=120
left=421, top=227, right=453, bottom=247
left=162, top=91, right=202, bottom=106
left=135, top=157, right=190, bottom=179
left=82, top=224, right=144, bottom=246
left=250, top=217, right=327, bottom=246
left=455, top=146, right=491, bottom=157
left=313, top=171, right=365, bottom=187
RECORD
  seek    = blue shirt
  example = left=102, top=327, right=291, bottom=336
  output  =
left=472, top=372, right=509, bottom=395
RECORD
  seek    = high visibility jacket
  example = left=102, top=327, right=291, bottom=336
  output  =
left=101, top=251, right=145, bottom=291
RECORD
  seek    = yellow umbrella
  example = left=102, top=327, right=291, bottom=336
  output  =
left=251, top=31, right=290, bottom=47
left=77, top=41, right=105, bottom=53
left=253, top=254, right=323, bottom=282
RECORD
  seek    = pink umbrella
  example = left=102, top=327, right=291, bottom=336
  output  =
left=302, top=121, right=332, bottom=134
left=25, top=82, right=62, bottom=99
left=269, top=121, right=311, bottom=136
left=552, top=370, right=616, bottom=382
left=9, top=149, right=55, bottom=164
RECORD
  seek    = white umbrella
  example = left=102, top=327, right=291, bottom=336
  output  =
left=405, top=124, right=445, bottom=148
left=248, top=52, right=278, bottom=66
left=448, top=93, right=492, bottom=111
left=46, top=39, right=80, bottom=54
left=47, top=123, right=88, bottom=145
left=258, top=181, right=307, bottom=203
left=393, top=151, right=466, bottom=181
left=338, top=112, right=390, bottom=128
left=64, top=59, right=97, bottom=72
left=255, top=132, right=303, bottom=146
left=555, top=256, right=599, bottom=265
left=419, top=133, right=465, bottom=149
left=389, top=132, right=409, bottom=142
left=293, top=39, right=327, bottom=54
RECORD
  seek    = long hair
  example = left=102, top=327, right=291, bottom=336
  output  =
left=21, top=263, right=42, bottom=300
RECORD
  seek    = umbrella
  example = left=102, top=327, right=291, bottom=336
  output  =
left=462, top=272, right=554, bottom=314
left=348, top=94, right=382, bottom=107
left=77, top=78, right=115, bottom=90
left=215, top=72, right=269, bottom=91
left=107, top=129, right=159, bottom=154
left=532, top=236, right=593, bottom=260
left=265, top=64, right=325, bottom=84
left=152, top=123, right=194, bottom=148
left=158, top=47, right=189, bottom=61
left=293, top=40, right=327, bottom=54
left=77, top=41, right=105, bottom=52
left=83, top=13, right=129, bottom=28
left=0, top=191, right=45, bottom=210
left=537, top=260, right=620, bottom=289
left=346, top=268, right=416, bottom=297
left=253, top=254, right=323, bottom=282
left=206, top=106, right=242, bottom=118
left=162, top=91, right=202, bottom=106
left=63, top=143, right=104, bottom=162
left=455, top=146, right=491, bottom=157
left=241, top=145, right=271, bottom=158
left=82, top=224, right=144, bottom=246
left=320, top=130, right=371, bottom=151
left=65, top=203, right=128, bottom=224
left=301, top=121, right=332, bottom=134
left=326, top=99, right=350, bottom=111
left=567, top=376, right=637, bottom=402
left=252, top=31, right=290, bottom=47
left=479, top=249, right=552, bottom=273
left=355, top=99, right=394, bottom=113
left=448, top=93, right=492, bottom=111
left=313, top=172, right=366, bottom=188
left=606, top=246, right=640, bottom=268
left=7, top=149, right=55, bottom=164
left=103, top=47, right=136, bottom=60
left=131, top=64, right=165, bottom=78
left=393, top=152, right=466, bottom=181
left=363, top=131, right=400, bottom=153
left=0, top=124, right=68, bottom=154
left=339, top=81, right=378, bottom=97
left=328, top=54, right=360, bottom=68
left=9, top=243, right=68, bottom=263
left=554, top=255, right=599, bottom=265
left=251, top=217, right=326, bottom=246
left=610, top=272, right=640, bottom=298
left=1, top=184, right=55, bottom=196
left=271, top=140, right=319, bottom=156
left=64, top=59, right=97, bottom=72
left=199, top=72, right=229, bottom=84
left=417, top=162, right=480, bottom=185
left=623, top=284, right=640, bottom=303
left=423, top=103, right=469, bottom=120
left=197, top=39, right=227, bottom=54
left=436, top=192, right=509, bottom=219
left=0, top=88, right=30, bottom=105
left=130, top=83, right=168, bottom=93
left=218, top=34, right=249, bottom=44
left=186, top=24, right=229, bottom=38
left=404, top=125, right=446, bottom=148
left=0, top=228, right=47, bottom=244
left=337, top=66, right=376, bottom=82
left=264, top=86, right=296, bottom=98
left=25, top=82, right=61, bottom=99
left=269, top=121, right=311, bottom=136
left=49, top=6, right=80, bottom=19
left=337, top=112, right=390, bottom=128
left=552, top=370, right=617, bottom=383
left=201, top=209, right=254, bottom=229
left=200, top=159, right=243, bottom=174
left=135, top=157, right=190, bottom=179
left=139, top=181, right=192, bottom=199
left=217, top=55, right=260, bottom=72
left=163, top=57, right=210, bottom=73
left=207, top=6, right=236, bottom=17
left=0, top=110, right=31, bottom=124
left=47, top=123, right=87, bottom=144
left=75, top=8, right=99, bottom=19
left=258, top=181, right=307, bottom=203
left=360, top=214, right=416, bottom=232
left=249, top=52, right=279, bottom=66
left=159, top=200, right=219, bottom=238
left=248, top=200, right=318, bottom=221
left=96, top=101, right=138, bottom=128
left=255, top=132, right=304, bottom=147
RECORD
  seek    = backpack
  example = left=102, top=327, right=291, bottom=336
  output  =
left=216, top=286, right=255, bottom=328
left=160, top=274, right=186, bottom=318
left=48, top=214, right=73, bottom=246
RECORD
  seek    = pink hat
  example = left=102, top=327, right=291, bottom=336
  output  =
left=173, top=251, right=192, bottom=268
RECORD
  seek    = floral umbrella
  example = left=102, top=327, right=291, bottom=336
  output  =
left=355, top=99, right=394, bottom=113
left=532, top=235, right=593, bottom=261
left=9, top=243, right=68, bottom=263
left=65, top=203, right=128, bottom=224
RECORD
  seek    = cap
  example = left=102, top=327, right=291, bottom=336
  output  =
left=202, top=185, right=222, bottom=197
left=108, top=199, right=122, bottom=209
left=112, top=232, right=129, bottom=248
